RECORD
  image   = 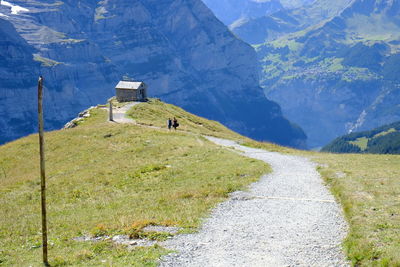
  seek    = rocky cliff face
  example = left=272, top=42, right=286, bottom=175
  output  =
left=0, top=0, right=306, bottom=147
left=0, top=18, right=39, bottom=143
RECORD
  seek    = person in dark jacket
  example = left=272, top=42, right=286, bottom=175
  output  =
left=167, top=118, right=172, bottom=130
left=173, top=117, right=179, bottom=130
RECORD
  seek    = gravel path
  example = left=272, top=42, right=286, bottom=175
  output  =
left=159, top=137, right=349, bottom=267
left=112, top=102, right=140, bottom=123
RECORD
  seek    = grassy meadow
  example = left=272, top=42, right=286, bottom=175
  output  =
left=126, top=99, right=248, bottom=142
left=313, top=153, right=400, bottom=266
left=0, top=105, right=269, bottom=266
left=1, top=99, right=399, bottom=266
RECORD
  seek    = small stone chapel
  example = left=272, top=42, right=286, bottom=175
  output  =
left=115, top=80, right=148, bottom=102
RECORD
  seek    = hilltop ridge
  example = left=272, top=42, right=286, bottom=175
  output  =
left=0, top=0, right=306, bottom=148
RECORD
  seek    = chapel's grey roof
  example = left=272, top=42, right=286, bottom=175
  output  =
left=115, top=81, right=144, bottom=90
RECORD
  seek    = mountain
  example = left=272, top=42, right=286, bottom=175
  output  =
left=201, top=0, right=315, bottom=27
left=201, top=0, right=315, bottom=42
left=322, top=121, right=400, bottom=154
left=230, top=0, right=353, bottom=44
left=0, top=0, right=306, bottom=148
left=279, top=0, right=315, bottom=8
left=255, top=0, right=400, bottom=147
left=203, top=0, right=400, bottom=148
left=0, top=18, right=39, bottom=143
left=201, top=0, right=284, bottom=26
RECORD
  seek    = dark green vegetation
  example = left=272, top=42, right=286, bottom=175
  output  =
left=0, top=103, right=269, bottom=266
left=322, top=121, right=400, bottom=154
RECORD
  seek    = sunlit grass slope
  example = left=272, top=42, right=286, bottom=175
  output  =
left=0, top=104, right=269, bottom=266
left=314, top=153, right=400, bottom=266
left=1, top=98, right=399, bottom=266
left=127, top=99, right=246, bottom=141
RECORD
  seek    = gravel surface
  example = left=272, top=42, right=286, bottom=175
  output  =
left=112, top=102, right=140, bottom=123
left=159, top=137, right=349, bottom=267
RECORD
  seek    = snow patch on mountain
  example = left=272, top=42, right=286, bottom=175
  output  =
left=1, top=1, right=29, bottom=15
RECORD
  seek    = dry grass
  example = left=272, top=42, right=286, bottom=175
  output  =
left=312, top=152, right=400, bottom=266
left=127, top=99, right=247, bottom=141
left=0, top=106, right=269, bottom=266
left=2, top=98, right=399, bottom=266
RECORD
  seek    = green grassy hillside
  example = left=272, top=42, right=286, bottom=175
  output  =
left=1, top=99, right=400, bottom=266
left=0, top=101, right=269, bottom=266
left=314, top=152, right=400, bottom=266
left=126, top=99, right=246, bottom=141
left=322, top=121, right=400, bottom=154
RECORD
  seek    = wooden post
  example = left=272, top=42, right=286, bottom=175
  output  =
left=109, top=100, right=113, bottom=121
left=37, top=76, right=49, bottom=266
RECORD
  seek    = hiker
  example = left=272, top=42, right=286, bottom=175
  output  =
left=167, top=118, right=172, bottom=130
left=173, top=117, right=179, bottom=130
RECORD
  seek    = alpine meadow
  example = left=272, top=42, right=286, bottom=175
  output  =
left=1, top=0, right=400, bottom=266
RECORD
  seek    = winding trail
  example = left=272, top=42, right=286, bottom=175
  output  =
left=110, top=102, right=349, bottom=266
left=159, top=137, right=349, bottom=267
left=112, top=102, right=140, bottom=123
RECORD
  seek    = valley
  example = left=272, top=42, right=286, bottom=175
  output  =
left=203, top=0, right=400, bottom=148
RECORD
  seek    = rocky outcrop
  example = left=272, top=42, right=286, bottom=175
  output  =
left=0, top=0, right=306, bottom=147
left=63, top=106, right=95, bottom=129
